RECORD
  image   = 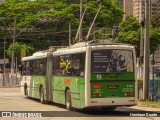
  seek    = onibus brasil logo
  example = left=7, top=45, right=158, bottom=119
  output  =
left=1, top=112, right=42, bottom=117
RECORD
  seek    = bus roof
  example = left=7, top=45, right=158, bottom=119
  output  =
left=22, top=40, right=135, bottom=61
left=53, top=40, right=134, bottom=51
left=50, top=40, right=135, bottom=55
left=70, top=40, right=133, bottom=47
left=22, top=51, right=48, bottom=61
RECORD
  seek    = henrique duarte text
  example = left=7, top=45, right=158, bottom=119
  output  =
left=130, top=113, right=158, bottom=117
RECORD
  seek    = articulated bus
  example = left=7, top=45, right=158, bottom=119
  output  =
left=21, top=40, right=138, bottom=110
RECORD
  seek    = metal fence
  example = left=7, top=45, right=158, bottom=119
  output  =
left=0, top=73, right=20, bottom=86
left=138, top=80, right=160, bottom=101
left=149, top=80, right=160, bottom=101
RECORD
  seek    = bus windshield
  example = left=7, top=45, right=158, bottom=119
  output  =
left=91, top=49, right=134, bottom=73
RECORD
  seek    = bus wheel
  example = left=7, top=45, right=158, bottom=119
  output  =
left=40, top=87, right=45, bottom=104
left=65, top=89, right=72, bottom=110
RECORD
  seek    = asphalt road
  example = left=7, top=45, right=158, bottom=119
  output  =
left=0, top=87, right=159, bottom=120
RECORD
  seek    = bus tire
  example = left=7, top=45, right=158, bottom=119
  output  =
left=40, top=87, right=45, bottom=104
left=65, top=89, right=72, bottom=110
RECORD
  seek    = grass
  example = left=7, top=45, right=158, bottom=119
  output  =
left=138, top=101, right=160, bottom=105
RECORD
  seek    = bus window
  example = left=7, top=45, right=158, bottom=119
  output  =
left=53, top=53, right=85, bottom=77
left=68, top=53, right=85, bottom=76
left=23, top=61, right=32, bottom=75
left=39, top=59, right=46, bottom=75
left=91, top=50, right=133, bottom=73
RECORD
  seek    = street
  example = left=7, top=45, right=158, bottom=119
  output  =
left=0, top=87, right=159, bottom=120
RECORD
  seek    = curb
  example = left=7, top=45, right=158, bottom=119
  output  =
left=0, top=85, right=21, bottom=88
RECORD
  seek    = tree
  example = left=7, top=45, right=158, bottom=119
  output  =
left=0, top=0, right=123, bottom=50
left=150, top=12, right=160, bottom=54
left=150, top=27, right=160, bottom=53
left=116, top=16, right=140, bottom=55
left=7, top=42, right=34, bottom=63
left=116, top=16, right=160, bottom=56
left=151, top=12, right=160, bottom=28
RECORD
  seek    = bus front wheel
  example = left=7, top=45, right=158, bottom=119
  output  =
left=40, top=87, right=45, bottom=104
left=65, top=89, right=72, bottom=110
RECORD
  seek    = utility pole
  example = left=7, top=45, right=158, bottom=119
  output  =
left=79, top=0, right=83, bottom=41
left=3, top=38, right=7, bottom=86
left=69, top=22, right=72, bottom=46
left=143, top=0, right=150, bottom=101
left=152, top=53, right=155, bottom=100
left=140, top=0, right=144, bottom=77
left=67, top=0, right=72, bottom=46
left=11, top=18, right=16, bottom=77
left=149, top=0, right=154, bottom=100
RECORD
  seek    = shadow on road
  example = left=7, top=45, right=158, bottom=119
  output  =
left=25, top=97, right=160, bottom=117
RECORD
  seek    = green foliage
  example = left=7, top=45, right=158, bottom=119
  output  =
left=116, top=16, right=160, bottom=56
left=7, top=42, right=34, bottom=59
left=0, top=0, right=123, bottom=51
left=151, top=12, right=160, bottom=28
left=116, top=16, right=140, bottom=55
left=138, top=101, right=160, bottom=105
left=83, top=0, right=123, bottom=27
left=117, top=31, right=140, bottom=45
left=0, top=1, right=56, bottom=27
left=150, top=27, right=160, bottom=53
left=150, top=12, right=160, bottom=53
left=0, top=0, right=123, bottom=28
left=119, top=17, right=140, bottom=32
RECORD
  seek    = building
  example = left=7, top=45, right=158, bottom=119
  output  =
left=112, top=0, right=133, bottom=20
left=123, top=0, right=133, bottom=20
left=151, top=0, right=160, bottom=16
left=118, top=0, right=123, bottom=8
left=133, top=0, right=160, bottom=22
left=118, top=0, right=160, bottom=21
left=133, top=0, right=143, bottom=21
left=0, top=0, right=5, bottom=2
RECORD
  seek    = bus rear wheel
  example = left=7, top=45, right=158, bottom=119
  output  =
left=65, top=89, right=72, bottom=110
left=40, top=87, right=45, bottom=104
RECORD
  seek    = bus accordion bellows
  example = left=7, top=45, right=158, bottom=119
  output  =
left=20, top=40, right=138, bottom=110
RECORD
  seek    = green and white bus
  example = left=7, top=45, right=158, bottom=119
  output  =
left=21, top=40, right=138, bottom=110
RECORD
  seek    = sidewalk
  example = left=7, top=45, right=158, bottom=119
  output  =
left=129, top=105, right=160, bottom=111
left=129, top=101, right=160, bottom=111
left=0, top=84, right=20, bottom=88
